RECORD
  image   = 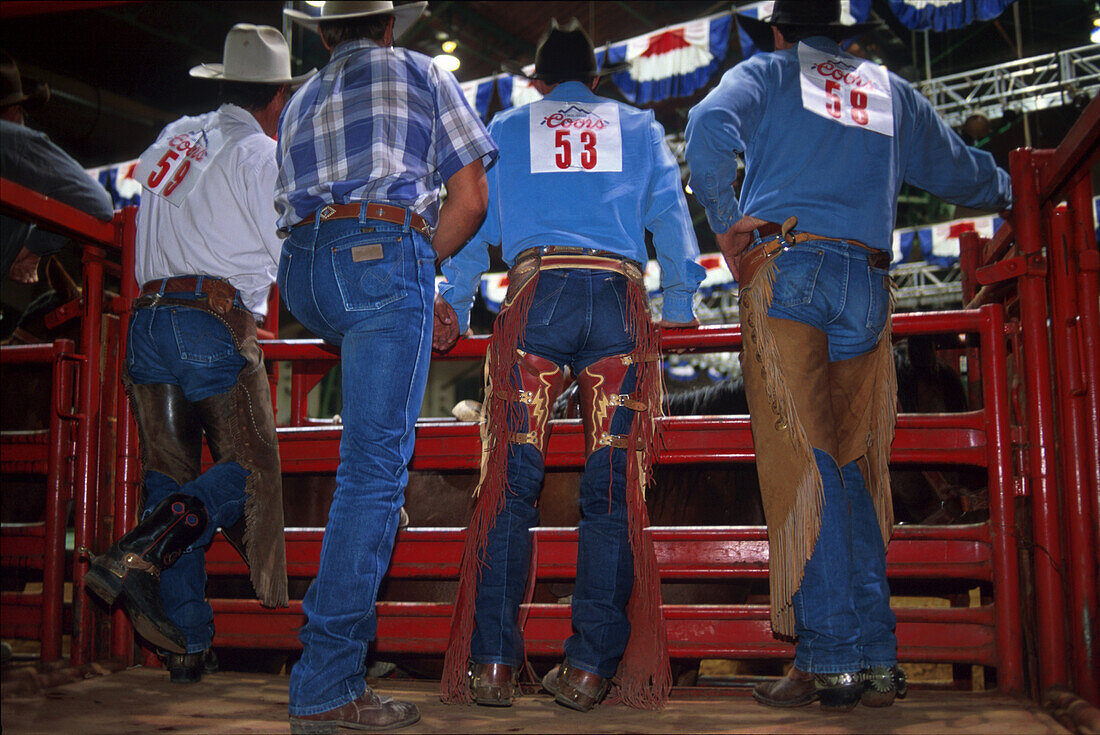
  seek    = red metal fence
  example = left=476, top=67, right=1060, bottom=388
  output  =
left=1, top=98, right=1096, bottom=705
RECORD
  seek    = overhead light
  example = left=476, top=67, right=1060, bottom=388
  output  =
left=306, top=1, right=325, bottom=7
left=1093, top=25, right=1100, bottom=44
left=435, top=30, right=450, bottom=41
left=684, top=184, right=693, bottom=195
left=442, top=40, right=457, bottom=53
left=433, top=54, right=460, bottom=72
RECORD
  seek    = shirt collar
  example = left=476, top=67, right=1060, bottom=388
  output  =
left=331, top=38, right=383, bottom=62
left=218, top=103, right=263, bottom=135
left=544, top=80, right=599, bottom=102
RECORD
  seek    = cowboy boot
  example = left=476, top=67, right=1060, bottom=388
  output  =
left=542, top=661, right=610, bottom=712
left=85, top=494, right=208, bottom=653
left=468, top=662, right=518, bottom=707
left=164, top=647, right=219, bottom=684
left=861, top=665, right=907, bottom=707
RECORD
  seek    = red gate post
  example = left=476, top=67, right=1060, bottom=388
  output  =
left=1044, top=205, right=1098, bottom=704
left=41, top=339, right=77, bottom=663
left=71, top=244, right=106, bottom=666
left=979, top=304, right=1024, bottom=694
left=1009, top=147, right=1069, bottom=692
left=110, top=206, right=140, bottom=662
left=1067, top=177, right=1100, bottom=584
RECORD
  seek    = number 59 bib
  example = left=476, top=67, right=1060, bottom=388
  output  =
left=135, top=117, right=226, bottom=207
left=798, top=43, right=893, bottom=137
left=529, top=100, right=622, bottom=173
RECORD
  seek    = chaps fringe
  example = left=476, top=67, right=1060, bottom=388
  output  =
left=440, top=271, right=670, bottom=709
left=739, top=258, right=824, bottom=638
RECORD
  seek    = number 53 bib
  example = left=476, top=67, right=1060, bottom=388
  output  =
left=798, top=43, right=893, bottom=137
left=529, top=100, right=623, bottom=173
left=135, top=116, right=226, bottom=207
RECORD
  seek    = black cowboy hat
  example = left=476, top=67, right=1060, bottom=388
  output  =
left=738, top=0, right=881, bottom=53
left=0, top=52, right=49, bottom=111
left=502, top=18, right=629, bottom=81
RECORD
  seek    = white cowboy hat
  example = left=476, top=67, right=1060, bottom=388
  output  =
left=284, top=1, right=428, bottom=41
left=190, top=24, right=315, bottom=84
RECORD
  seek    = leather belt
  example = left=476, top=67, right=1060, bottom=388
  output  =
left=137, top=275, right=241, bottom=315
left=739, top=230, right=891, bottom=287
left=514, top=246, right=644, bottom=284
left=755, top=220, right=876, bottom=252
left=293, top=201, right=430, bottom=238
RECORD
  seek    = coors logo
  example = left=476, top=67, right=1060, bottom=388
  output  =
left=541, top=104, right=609, bottom=130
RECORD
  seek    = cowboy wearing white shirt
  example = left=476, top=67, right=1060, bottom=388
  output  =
left=85, top=24, right=312, bottom=684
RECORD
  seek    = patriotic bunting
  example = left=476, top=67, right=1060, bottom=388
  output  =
left=459, top=77, right=496, bottom=120
left=886, top=0, right=1017, bottom=32
left=598, top=13, right=732, bottom=105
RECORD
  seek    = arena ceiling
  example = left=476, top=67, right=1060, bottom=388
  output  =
left=0, top=0, right=1093, bottom=168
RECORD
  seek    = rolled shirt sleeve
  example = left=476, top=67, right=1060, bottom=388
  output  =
left=431, top=64, right=499, bottom=182
left=644, top=118, right=704, bottom=323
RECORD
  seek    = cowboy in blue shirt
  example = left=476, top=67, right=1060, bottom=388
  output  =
left=275, top=3, right=497, bottom=732
left=685, top=0, right=1010, bottom=714
left=436, top=18, right=704, bottom=714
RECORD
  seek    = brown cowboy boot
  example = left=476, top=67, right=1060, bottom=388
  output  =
left=468, top=662, right=518, bottom=706
left=753, top=667, right=818, bottom=707
left=289, top=688, right=420, bottom=734
left=84, top=494, right=208, bottom=653
left=542, top=661, right=610, bottom=712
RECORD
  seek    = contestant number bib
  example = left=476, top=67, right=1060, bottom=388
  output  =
left=798, top=43, right=893, bottom=137
left=136, top=125, right=225, bottom=206
left=529, top=100, right=622, bottom=173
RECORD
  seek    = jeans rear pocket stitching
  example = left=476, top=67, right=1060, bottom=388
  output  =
left=330, top=234, right=408, bottom=312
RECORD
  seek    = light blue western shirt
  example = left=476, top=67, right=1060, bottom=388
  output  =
left=441, top=81, right=704, bottom=331
left=685, top=37, right=1012, bottom=249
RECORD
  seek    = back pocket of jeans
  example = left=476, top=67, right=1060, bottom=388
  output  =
left=526, top=274, right=567, bottom=327
left=771, top=248, right=825, bottom=308
left=330, top=233, right=407, bottom=311
left=172, top=309, right=240, bottom=365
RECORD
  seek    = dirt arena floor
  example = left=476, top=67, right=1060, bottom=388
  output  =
left=1, top=665, right=1068, bottom=734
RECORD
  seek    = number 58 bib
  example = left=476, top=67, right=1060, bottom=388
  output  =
left=529, top=100, right=623, bottom=173
left=135, top=116, right=226, bottom=207
left=798, top=43, right=894, bottom=137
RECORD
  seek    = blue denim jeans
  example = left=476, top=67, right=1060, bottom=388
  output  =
left=470, top=267, right=638, bottom=679
left=278, top=209, right=435, bottom=716
left=126, top=294, right=251, bottom=652
left=759, top=236, right=897, bottom=673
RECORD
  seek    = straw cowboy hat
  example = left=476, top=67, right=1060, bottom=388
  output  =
left=0, top=52, right=49, bottom=110
left=502, top=17, right=629, bottom=81
left=284, top=1, right=428, bottom=41
left=739, top=0, right=881, bottom=53
left=190, top=24, right=314, bottom=84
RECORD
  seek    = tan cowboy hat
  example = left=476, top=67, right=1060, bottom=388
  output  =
left=284, top=1, right=428, bottom=41
left=190, top=24, right=315, bottom=84
left=0, top=52, right=49, bottom=110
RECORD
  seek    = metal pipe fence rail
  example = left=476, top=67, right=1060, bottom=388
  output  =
left=0, top=340, right=78, bottom=663
left=183, top=307, right=1024, bottom=696
left=962, top=94, right=1100, bottom=706
left=5, top=98, right=1099, bottom=706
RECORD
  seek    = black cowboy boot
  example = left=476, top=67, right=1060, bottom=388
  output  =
left=85, top=494, right=208, bottom=653
left=164, top=648, right=219, bottom=684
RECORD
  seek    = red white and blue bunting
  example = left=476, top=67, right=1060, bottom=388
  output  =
left=886, top=0, right=1017, bottom=32
left=596, top=12, right=733, bottom=105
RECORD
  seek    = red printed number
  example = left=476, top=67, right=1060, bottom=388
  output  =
left=555, top=130, right=571, bottom=169
left=824, top=80, right=870, bottom=126
left=554, top=130, right=598, bottom=170
left=161, top=160, right=191, bottom=197
left=580, top=131, right=597, bottom=170
left=147, top=149, right=179, bottom=188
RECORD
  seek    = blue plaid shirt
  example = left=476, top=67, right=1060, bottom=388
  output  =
left=275, top=39, right=497, bottom=230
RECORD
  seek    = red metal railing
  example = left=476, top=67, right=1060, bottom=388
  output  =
left=3, top=94, right=1098, bottom=706
left=0, top=339, right=79, bottom=662
left=963, top=95, right=1100, bottom=704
